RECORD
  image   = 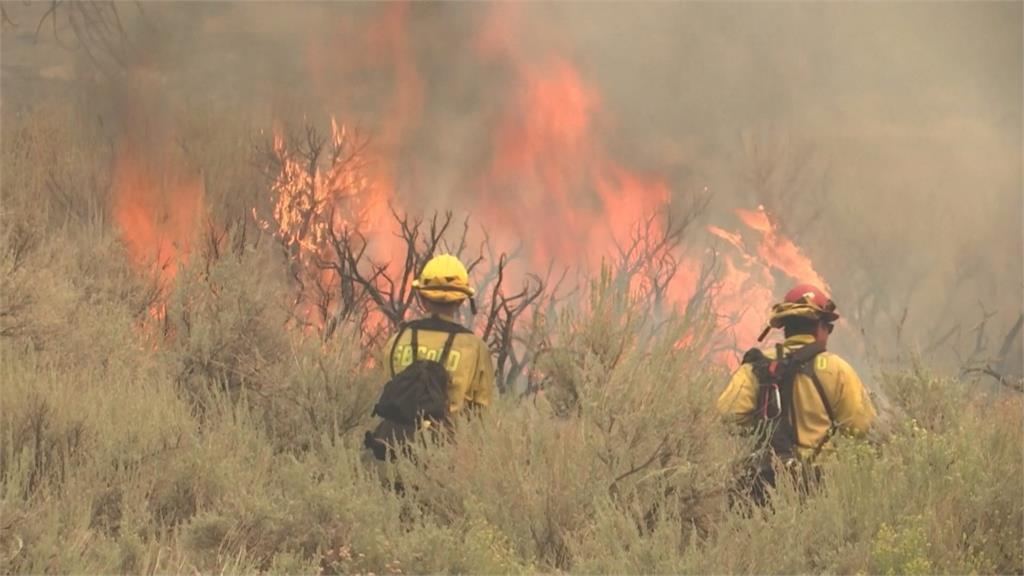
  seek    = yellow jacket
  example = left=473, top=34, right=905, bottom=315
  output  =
left=717, top=335, right=876, bottom=459
left=385, top=314, right=495, bottom=416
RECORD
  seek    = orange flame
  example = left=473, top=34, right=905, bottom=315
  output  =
left=736, top=205, right=829, bottom=290
left=257, top=4, right=833, bottom=369
left=299, top=3, right=418, bottom=267
left=265, top=119, right=373, bottom=254
left=112, top=137, right=204, bottom=290
left=477, top=52, right=679, bottom=281
left=260, top=118, right=396, bottom=332
left=706, top=206, right=830, bottom=365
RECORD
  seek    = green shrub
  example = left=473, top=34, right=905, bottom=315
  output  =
left=258, top=330, right=381, bottom=453
left=3, top=225, right=1021, bottom=574
left=164, top=236, right=290, bottom=407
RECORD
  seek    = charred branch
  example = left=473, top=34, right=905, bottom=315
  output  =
left=28, top=1, right=136, bottom=75
left=475, top=254, right=546, bottom=392
left=996, top=313, right=1022, bottom=366
left=961, top=364, right=1024, bottom=392
left=610, top=196, right=709, bottom=316
left=2, top=5, right=16, bottom=28
left=954, top=304, right=1023, bottom=390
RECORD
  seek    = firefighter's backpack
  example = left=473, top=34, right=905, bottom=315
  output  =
left=741, top=341, right=836, bottom=461
left=363, top=318, right=470, bottom=461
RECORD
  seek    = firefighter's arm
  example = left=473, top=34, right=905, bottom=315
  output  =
left=716, top=364, right=759, bottom=426
left=383, top=334, right=398, bottom=376
left=832, top=360, right=877, bottom=436
left=469, top=339, right=495, bottom=409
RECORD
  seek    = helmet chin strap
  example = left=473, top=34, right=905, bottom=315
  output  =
left=757, top=325, right=772, bottom=343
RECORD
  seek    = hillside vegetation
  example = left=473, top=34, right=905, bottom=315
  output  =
left=1, top=102, right=1022, bottom=576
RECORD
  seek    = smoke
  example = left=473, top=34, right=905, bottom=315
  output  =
left=2, top=1, right=1021, bottom=375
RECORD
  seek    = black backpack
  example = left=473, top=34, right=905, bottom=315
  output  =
left=741, top=341, right=837, bottom=461
left=363, top=318, right=470, bottom=461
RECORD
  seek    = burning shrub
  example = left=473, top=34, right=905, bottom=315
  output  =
left=257, top=120, right=563, bottom=392
left=256, top=119, right=389, bottom=340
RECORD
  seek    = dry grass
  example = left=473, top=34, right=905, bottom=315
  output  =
left=1, top=101, right=1021, bottom=575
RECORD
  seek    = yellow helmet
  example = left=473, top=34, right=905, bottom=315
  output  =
left=412, top=254, right=475, bottom=303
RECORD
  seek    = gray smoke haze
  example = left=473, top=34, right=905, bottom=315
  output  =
left=2, top=2, right=1021, bottom=378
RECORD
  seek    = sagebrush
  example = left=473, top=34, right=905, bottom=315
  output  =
left=1, top=101, right=1022, bottom=575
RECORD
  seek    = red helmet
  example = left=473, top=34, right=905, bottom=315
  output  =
left=784, top=284, right=836, bottom=311
left=768, top=283, right=839, bottom=328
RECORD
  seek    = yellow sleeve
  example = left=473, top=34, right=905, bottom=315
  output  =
left=717, top=364, right=759, bottom=426
left=383, top=333, right=398, bottom=376
left=470, top=338, right=495, bottom=408
left=832, top=359, right=876, bottom=436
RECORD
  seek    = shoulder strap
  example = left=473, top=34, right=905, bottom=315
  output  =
left=801, top=361, right=836, bottom=423
left=439, top=331, right=459, bottom=368
left=790, top=344, right=838, bottom=456
left=411, top=328, right=419, bottom=362
left=803, top=361, right=837, bottom=457
left=776, top=343, right=800, bottom=448
left=785, top=342, right=835, bottom=422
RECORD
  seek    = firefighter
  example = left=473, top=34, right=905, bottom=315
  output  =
left=385, top=254, right=495, bottom=416
left=717, top=284, right=876, bottom=503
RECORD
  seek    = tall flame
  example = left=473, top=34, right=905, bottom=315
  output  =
left=707, top=206, right=830, bottom=363
left=736, top=205, right=829, bottom=290
left=292, top=3, right=830, bottom=365
left=109, top=4, right=832, bottom=369
left=112, top=134, right=204, bottom=290
left=478, top=52, right=671, bottom=275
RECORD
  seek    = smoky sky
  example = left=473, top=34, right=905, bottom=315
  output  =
left=2, top=1, right=1021, bottom=374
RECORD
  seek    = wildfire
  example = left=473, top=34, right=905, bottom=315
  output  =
left=735, top=205, right=829, bottom=291
left=264, top=119, right=374, bottom=254
left=478, top=50, right=675, bottom=281
left=302, top=3, right=419, bottom=266
left=471, top=4, right=830, bottom=359
left=259, top=118, right=395, bottom=333
left=706, top=205, right=830, bottom=362
left=292, top=3, right=830, bottom=365
left=112, top=133, right=204, bottom=293
left=112, top=3, right=832, bottom=371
